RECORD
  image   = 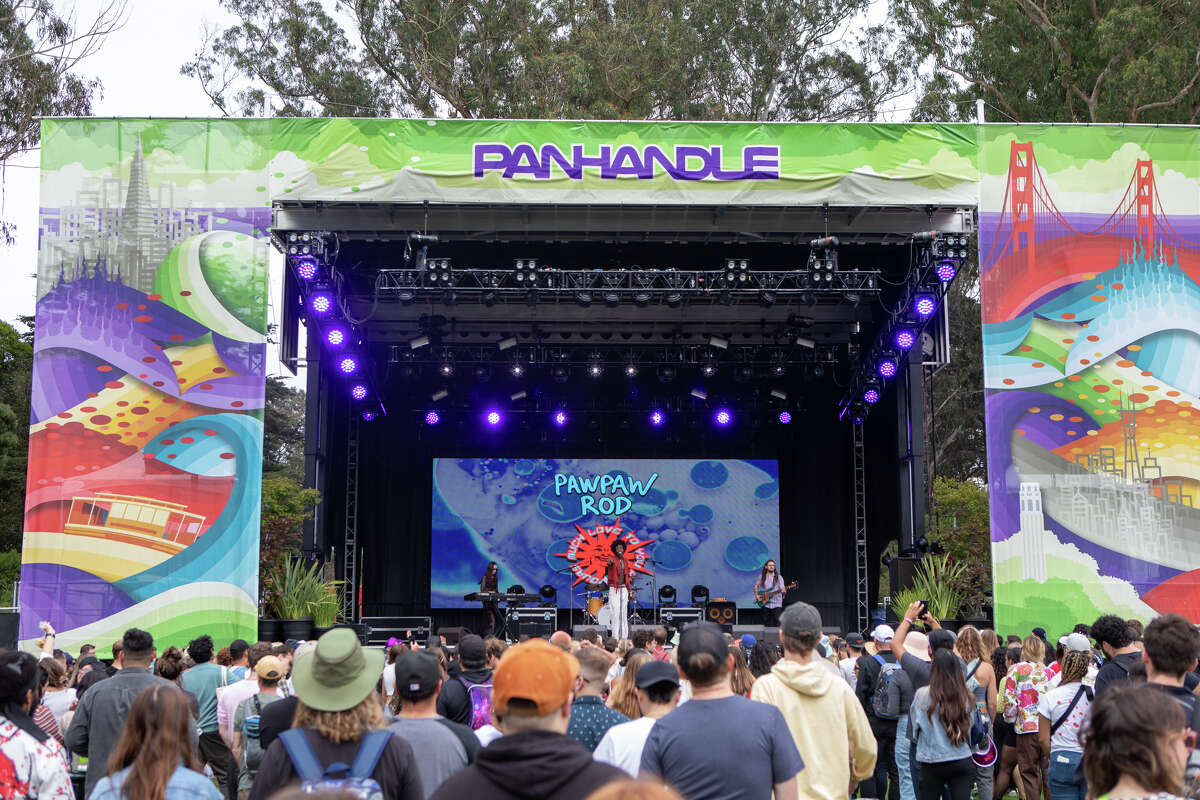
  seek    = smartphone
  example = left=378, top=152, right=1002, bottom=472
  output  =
left=917, top=601, right=928, bottom=616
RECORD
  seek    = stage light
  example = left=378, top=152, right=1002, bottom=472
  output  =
left=576, top=291, right=593, bottom=307
left=485, top=410, right=502, bottom=427
left=362, top=410, right=377, bottom=421
left=473, top=366, right=492, bottom=382
left=863, top=388, right=880, bottom=404
left=308, top=291, right=333, bottom=315
left=893, top=328, right=916, bottom=350
left=496, top=336, right=518, bottom=352
left=795, top=336, right=815, bottom=349
left=877, top=357, right=898, bottom=379
left=427, top=258, right=452, bottom=285
left=719, top=291, right=733, bottom=305
left=624, top=358, right=638, bottom=378
left=700, top=355, right=716, bottom=378
left=326, top=327, right=347, bottom=347
left=778, top=411, right=792, bottom=424
left=666, top=291, right=683, bottom=308
left=759, top=291, right=776, bottom=308
left=714, top=409, right=732, bottom=426
left=552, top=410, right=567, bottom=427
left=337, top=356, right=358, bottom=375
left=650, top=410, right=665, bottom=427
left=691, top=387, right=708, bottom=401
left=510, top=361, right=524, bottom=377
left=913, top=294, right=937, bottom=317
left=424, top=410, right=440, bottom=425
left=770, top=388, right=788, bottom=401
left=657, top=366, right=677, bottom=383
left=709, top=336, right=729, bottom=350
left=431, top=389, right=449, bottom=402
left=735, top=365, right=754, bottom=382
left=295, top=257, right=318, bottom=280
left=439, top=361, right=454, bottom=377
left=936, top=260, right=957, bottom=282
left=482, top=290, right=498, bottom=307
left=552, top=365, right=569, bottom=383
left=510, top=390, right=527, bottom=402
left=633, top=292, right=651, bottom=307
left=588, top=355, right=603, bottom=378
left=604, top=291, right=621, bottom=307
left=351, top=384, right=368, bottom=401
left=514, top=258, right=539, bottom=286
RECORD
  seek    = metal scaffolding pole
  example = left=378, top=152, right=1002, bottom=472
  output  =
left=853, top=423, right=869, bottom=632
left=341, top=412, right=360, bottom=623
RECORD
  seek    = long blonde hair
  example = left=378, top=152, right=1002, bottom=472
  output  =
left=729, top=646, right=755, bottom=696
left=293, top=694, right=386, bottom=743
left=608, top=651, right=652, bottom=719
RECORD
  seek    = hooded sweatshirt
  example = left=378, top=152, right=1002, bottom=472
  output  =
left=751, top=657, right=877, bottom=800
left=429, top=730, right=624, bottom=800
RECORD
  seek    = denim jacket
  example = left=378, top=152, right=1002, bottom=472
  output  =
left=910, top=687, right=973, bottom=764
left=91, top=764, right=223, bottom=800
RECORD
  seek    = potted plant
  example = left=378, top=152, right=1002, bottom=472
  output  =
left=270, top=560, right=325, bottom=641
left=311, top=579, right=343, bottom=638
left=910, top=553, right=968, bottom=630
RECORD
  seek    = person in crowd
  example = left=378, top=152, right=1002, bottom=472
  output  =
left=999, top=634, right=1049, bottom=800
left=430, top=639, right=625, bottom=800
left=750, top=641, right=781, bottom=679
left=580, top=629, right=604, bottom=649
left=631, top=629, right=652, bottom=652
left=955, top=625, right=996, bottom=800
left=485, top=637, right=507, bottom=670
left=31, top=666, right=63, bottom=747
left=650, top=628, right=671, bottom=662
left=1037, top=648, right=1093, bottom=800
left=585, top=781, right=685, bottom=800
left=37, top=658, right=74, bottom=737
left=911, top=650, right=976, bottom=800
left=1005, top=635, right=1022, bottom=646
left=550, top=631, right=574, bottom=651
left=1093, top=614, right=1144, bottom=695
left=992, top=645, right=1023, bottom=800
left=436, top=634, right=491, bottom=728
left=980, top=629, right=1000, bottom=655
left=608, top=651, right=652, bottom=720
left=219, top=643, right=274, bottom=748
left=569, top=648, right=630, bottom=751
left=383, top=642, right=406, bottom=700
left=181, top=634, right=234, bottom=790
left=231, top=655, right=286, bottom=798
left=889, top=631, right=924, bottom=800
left=249, top=628, right=422, bottom=799
left=841, top=633, right=865, bottom=690
left=859, top=622, right=899, bottom=800
left=640, top=621, right=804, bottom=800
left=1082, top=684, right=1191, bottom=800
left=607, top=641, right=636, bottom=684
left=76, top=640, right=121, bottom=697
left=227, top=640, right=251, bottom=682
left=751, top=602, right=875, bottom=800
left=256, top=643, right=314, bottom=755
left=78, top=645, right=95, bottom=659
left=71, top=656, right=102, bottom=698
left=1140, top=611, right=1200, bottom=775
left=90, top=684, right=221, bottom=800
left=0, top=650, right=72, bottom=797
left=594, top=661, right=681, bottom=777
left=729, top=645, right=756, bottom=698
left=153, top=646, right=198, bottom=719
left=67, top=628, right=184, bottom=798
left=388, top=650, right=476, bottom=798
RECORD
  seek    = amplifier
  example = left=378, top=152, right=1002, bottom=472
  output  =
left=658, top=607, right=702, bottom=627
left=508, top=608, right=557, bottom=639
left=705, top=601, right=738, bottom=627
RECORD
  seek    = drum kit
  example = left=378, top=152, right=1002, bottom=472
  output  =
left=579, top=580, right=648, bottom=628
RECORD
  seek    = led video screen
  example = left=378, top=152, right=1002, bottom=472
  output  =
left=432, top=458, right=781, bottom=609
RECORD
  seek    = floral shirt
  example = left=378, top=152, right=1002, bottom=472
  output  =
left=0, top=717, right=73, bottom=797
left=999, top=661, right=1049, bottom=733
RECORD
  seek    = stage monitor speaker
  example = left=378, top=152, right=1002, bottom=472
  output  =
left=509, top=609, right=557, bottom=640
left=0, top=613, right=16, bottom=651
left=705, top=601, right=737, bottom=627
left=437, top=626, right=469, bottom=645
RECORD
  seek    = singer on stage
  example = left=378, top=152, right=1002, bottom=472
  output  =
left=605, top=540, right=631, bottom=639
left=480, top=561, right=502, bottom=636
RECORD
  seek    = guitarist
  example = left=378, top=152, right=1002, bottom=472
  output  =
left=753, top=559, right=788, bottom=627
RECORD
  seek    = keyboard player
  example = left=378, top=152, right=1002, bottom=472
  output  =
left=479, top=561, right=503, bottom=636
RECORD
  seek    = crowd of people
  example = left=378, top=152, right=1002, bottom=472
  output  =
left=3, top=604, right=1198, bottom=800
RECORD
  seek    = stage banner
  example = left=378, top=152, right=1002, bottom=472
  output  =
left=980, top=125, right=1200, bottom=634
left=431, top=458, right=781, bottom=610
left=24, top=119, right=274, bottom=650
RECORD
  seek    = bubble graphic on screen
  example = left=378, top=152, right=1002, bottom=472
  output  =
left=514, top=459, right=537, bottom=476
left=537, top=483, right=586, bottom=523
left=690, top=460, right=729, bottom=489
left=653, top=540, right=693, bottom=571
left=725, top=535, right=770, bottom=571
left=631, top=488, right=669, bottom=516
left=546, top=538, right=575, bottom=571
left=687, top=504, right=714, bottom=525
left=754, top=482, right=780, bottom=500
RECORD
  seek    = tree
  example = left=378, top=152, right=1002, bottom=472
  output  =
left=926, top=476, right=991, bottom=615
left=927, top=259, right=986, bottom=483
left=897, top=0, right=1200, bottom=123
left=0, top=319, right=31, bottom=553
left=182, top=0, right=911, bottom=121
left=259, top=475, right=321, bottom=607
left=262, top=376, right=305, bottom=479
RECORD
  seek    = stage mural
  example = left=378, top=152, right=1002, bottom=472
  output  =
left=980, top=126, right=1200, bottom=634
left=431, top=458, right=781, bottom=610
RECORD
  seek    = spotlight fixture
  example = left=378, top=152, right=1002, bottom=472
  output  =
left=665, top=291, right=683, bottom=308
left=308, top=291, right=334, bottom=316
left=552, top=410, right=568, bottom=427
left=863, top=387, right=880, bottom=404
left=714, top=409, right=732, bottom=426
left=936, top=260, right=957, bottom=282
left=770, top=388, right=788, bottom=401
left=424, top=410, right=440, bottom=425
left=510, top=390, right=527, bottom=402
left=514, top=259, right=539, bottom=286
left=482, top=290, right=498, bottom=307
left=633, top=292, right=651, bottom=307
left=877, top=357, right=898, bottom=379
left=624, top=358, right=638, bottom=377
left=409, top=335, right=430, bottom=350
left=576, top=291, right=593, bottom=307
left=326, top=327, right=347, bottom=347
left=431, top=389, right=449, bottom=402
left=795, top=336, right=815, bottom=349
left=657, top=366, right=677, bottom=383
left=426, top=258, right=452, bottom=284
left=913, top=294, right=938, bottom=318
left=700, top=353, right=716, bottom=378
left=552, top=365, right=569, bottom=383
left=350, top=384, right=368, bottom=401
left=294, top=257, right=318, bottom=280
left=439, top=361, right=454, bottom=377
left=362, top=410, right=377, bottom=421
left=485, top=410, right=502, bottom=427
left=709, top=336, right=729, bottom=350
left=337, top=356, right=358, bottom=375
left=691, top=387, right=708, bottom=401
left=759, top=291, right=776, bottom=308
left=472, top=365, right=492, bottom=382
left=735, top=365, right=754, bottom=382
left=893, top=328, right=917, bottom=350
left=510, top=361, right=525, bottom=377
left=497, top=336, right=518, bottom=351
left=588, top=355, right=604, bottom=378
left=649, top=410, right=665, bottom=427
left=778, top=411, right=792, bottom=425
left=723, top=259, right=748, bottom=285
left=603, top=291, right=620, bottom=307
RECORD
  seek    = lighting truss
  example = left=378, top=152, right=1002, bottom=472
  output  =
left=390, top=343, right=840, bottom=369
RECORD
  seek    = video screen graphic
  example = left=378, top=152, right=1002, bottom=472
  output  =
left=432, top=458, right=780, bottom=609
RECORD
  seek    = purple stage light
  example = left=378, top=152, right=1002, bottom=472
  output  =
left=863, top=388, right=880, bottom=404
left=553, top=410, right=567, bottom=427
left=877, top=358, right=898, bottom=379
left=326, top=327, right=346, bottom=347
left=362, top=410, right=377, bottom=421
left=714, top=409, right=732, bottom=426
left=913, top=294, right=937, bottom=317
left=424, top=410, right=440, bottom=425
left=936, top=260, right=957, bottom=282
left=295, top=257, right=318, bottom=280
left=778, top=411, right=792, bottom=424
left=486, top=410, right=502, bottom=426
left=650, top=410, right=665, bottom=427
left=309, top=292, right=333, bottom=315
left=893, top=329, right=916, bottom=350
left=338, top=356, right=358, bottom=374
left=351, top=384, right=368, bottom=401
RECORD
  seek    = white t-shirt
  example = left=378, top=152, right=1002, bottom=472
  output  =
left=594, top=716, right=658, bottom=777
left=382, top=663, right=396, bottom=698
left=475, top=724, right=503, bottom=747
left=1037, top=681, right=1092, bottom=753
left=1047, top=663, right=1097, bottom=689
left=838, top=657, right=857, bottom=689
left=41, top=689, right=76, bottom=731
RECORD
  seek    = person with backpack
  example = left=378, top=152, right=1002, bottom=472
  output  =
left=232, top=655, right=286, bottom=799
left=1092, top=614, right=1142, bottom=696
left=910, top=651, right=977, bottom=800
left=248, top=628, right=423, bottom=800
left=435, top=635, right=492, bottom=728
left=567, top=648, right=630, bottom=751
left=856, top=623, right=900, bottom=800
left=1036, top=648, right=1093, bottom=800
left=181, top=634, right=234, bottom=792
left=750, top=602, right=876, bottom=800
left=388, top=650, right=477, bottom=798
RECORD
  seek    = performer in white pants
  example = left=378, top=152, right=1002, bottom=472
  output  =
left=605, top=539, right=631, bottom=640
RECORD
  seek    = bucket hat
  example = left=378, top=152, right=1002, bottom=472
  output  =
left=290, top=628, right=384, bottom=712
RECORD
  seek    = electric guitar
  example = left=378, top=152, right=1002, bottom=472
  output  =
left=754, top=581, right=797, bottom=608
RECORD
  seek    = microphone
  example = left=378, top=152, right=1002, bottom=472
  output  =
left=809, top=236, right=839, bottom=248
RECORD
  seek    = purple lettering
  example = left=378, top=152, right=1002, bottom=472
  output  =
left=674, top=145, right=715, bottom=180
left=743, top=145, right=781, bottom=180
left=541, top=144, right=580, bottom=179
left=642, top=145, right=677, bottom=179
left=504, top=143, right=547, bottom=179
left=573, top=144, right=611, bottom=173
left=474, top=143, right=511, bottom=178
left=473, top=142, right=782, bottom=182
left=603, top=144, right=647, bottom=179
left=709, top=145, right=747, bottom=180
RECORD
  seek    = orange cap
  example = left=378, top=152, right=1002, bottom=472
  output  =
left=492, top=638, right=579, bottom=716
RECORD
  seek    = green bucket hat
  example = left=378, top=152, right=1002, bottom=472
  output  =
left=290, top=628, right=384, bottom=712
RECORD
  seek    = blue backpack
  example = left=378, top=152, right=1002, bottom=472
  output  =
left=278, top=729, right=391, bottom=799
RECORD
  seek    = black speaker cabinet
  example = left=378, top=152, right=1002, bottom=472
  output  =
left=704, top=601, right=737, bottom=627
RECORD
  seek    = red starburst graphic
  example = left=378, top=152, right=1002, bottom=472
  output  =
left=556, top=519, right=653, bottom=586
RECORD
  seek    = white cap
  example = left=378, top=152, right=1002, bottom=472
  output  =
left=872, top=624, right=896, bottom=643
left=1063, top=633, right=1091, bottom=652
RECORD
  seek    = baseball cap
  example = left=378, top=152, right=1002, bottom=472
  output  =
left=1032, top=627, right=1048, bottom=639
left=872, top=624, right=895, bottom=643
left=492, top=639, right=578, bottom=716
left=740, top=634, right=757, bottom=649
left=254, top=655, right=284, bottom=680
left=846, top=632, right=865, bottom=648
left=395, top=650, right=441, bottom=697
left=676, top=622, right=729, bottom=673
left=1062, top=632, right=1092, bottom=652
left=458, top=634, right=487, bottom=666
left=780, top=602, right=822, bottom=638
left=635, top=660, right=681, bottom=690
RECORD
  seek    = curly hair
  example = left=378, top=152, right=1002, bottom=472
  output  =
left=1083, top=684, right=1185, bottom=796
left=1143, top=613, right=1200, bottom=677
left=293, top=695, right=386, bottom=744
left=153, top=647, right=186, bottom=682
left=748, top=641, right=780, bottom=678
left=1092, top=614, right=1134, bottom=649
